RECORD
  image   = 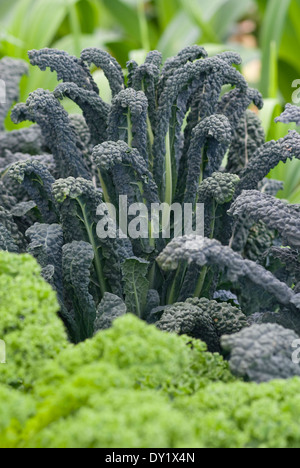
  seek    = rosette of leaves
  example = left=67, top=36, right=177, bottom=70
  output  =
left=0, top=48, right=299, bottom=359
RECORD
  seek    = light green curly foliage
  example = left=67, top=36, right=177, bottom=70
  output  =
left=0, top=252, right=68, bottom=389
left=2, top=253, right=300, bottom=448
left=174, top=379, right=300, bottom=448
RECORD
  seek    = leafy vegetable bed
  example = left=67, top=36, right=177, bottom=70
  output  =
left=0, top=46, right=299, bottom=448
left=1, top=251, right=300, bottom=449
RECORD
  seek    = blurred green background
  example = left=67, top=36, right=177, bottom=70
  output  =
left=0, top=0, right=299, bottom=201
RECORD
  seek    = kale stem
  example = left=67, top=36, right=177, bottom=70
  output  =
left=127, top=109, right=133, bottom=147
left=161, top=131, right=173, bottom=235
left=194, top=266, right=208, bottom=298
left=137, top=0, right=150, bottom=51
left=148, top=262, right=156, bottom=289
left=193, top=201, right=217, bottom=298
left=148, top=220, right=155, bottom=248
left=68, top=2, right=81, bottom=57
left=147, top=113, right=154, bottom=170
left=141, top=82, right=154, bottom=169
left=210, top=201, right=218, bottom=239
left=78, top=199, right=107, bottom=298
left=164, top=131, right=173, bottom=206
left=167, top=264, right=183, bottom=305
left=97, top=169, right=111, bottom=206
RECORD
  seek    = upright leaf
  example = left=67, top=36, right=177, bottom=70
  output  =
left=122, top=257, right=149, bottom=317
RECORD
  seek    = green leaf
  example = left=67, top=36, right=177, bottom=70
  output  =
left=102, top=0, right=141, bottom=45
left=94, top=292, right=126, bottom=332
left=122, top=257, right=149, bottom=318
left=153, top=0, right=180, bottom=29
left=179, top=0, right=219, bottom=43
left=260, top=0, right=291, bottom=97
left=289, top=185, right=300, bottom=203
left=157, top=11, right=199, bottom=60
left=259, top=98, right=279, bottom=137
left=212, top=0, right=254, bottom=41
left=63, top=241, right=96, bottom=341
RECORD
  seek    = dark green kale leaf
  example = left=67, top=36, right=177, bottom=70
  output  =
left=221, top=324, right=300, bottom=383
left=28, top=48, right=99, bottom=93
left=0, top=57, right=28, bottom=131
left=11, top=90, right=90, bottom=179
left=81, top=48, right=124, bottom=97
left=94, top=293, right=126, bottom=332
left=63, top=241, right=96, bottom=341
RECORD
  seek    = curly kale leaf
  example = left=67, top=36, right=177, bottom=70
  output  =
left=157, top=302, right=220, bottom=352
left=226, top=110, right=265, bottom=176
left=69, top=114, right=91, bottom=148
left=8, top=160, right=57, bottom=223
left=259, top=178, right=284, bottom=197
left=157, top=235, right=298, bottom=309
left=0, top=125, right=46, bottom=159
left=54, top=82, right=110, bottom=145
left=28, top=48, right=99, bottom=93
left=237, top=130, right=300, bottom=194
left=213, top=290, right=240, bottom=306
left=52, top=177, right=128, bottom=298
left=63, top=241, right=96, bottom=341
left=26, top=223, right=64, bottom=301
left=158, top=45, right=207, bottom=97
left=154, top=53, right=247, bottom=200
left=0, top=223, right=19, bottom=253
left=0, top=57, right=28, bottom=130
left=127, top=50, right=162, bottom=133
left=11, top=89, right=90, bottom=179
left=156, top=298, right=247, bottom=352
left=197, top=172, right=240, bottom=238
left=93, top=140, right=159, bottom=208
left=183, top=116, right=233, bottom=205
left=229, top=190, right=300, bottom=248
left=221, top=324, right=300, bottom=382
left=243, top=221, right=275, bottom=263
left=267, top=246, right=300, bottom=283
left=94, top=293, right=126, bottom=332
left=187, top=298, right=247, bottom=336
left=81, top=48, right=124, bottom=97
left=122, top=257, right=150, bottom=318
left=0, top=149, right=55, bottom=176
left=249, top=307, right=300, bottom=337
left=275, top=103, right=300, bottom=126
left=0, top=206, right=26, bottom=251
left=218, top=87, right=263, bottom=128
left=108, top=88, right=149, bottom=164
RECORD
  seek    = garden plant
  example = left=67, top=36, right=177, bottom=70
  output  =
left=0, top=42, right=299, bottom=448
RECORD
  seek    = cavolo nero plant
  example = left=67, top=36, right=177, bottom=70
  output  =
left=0, top=47, right=299, bottom=369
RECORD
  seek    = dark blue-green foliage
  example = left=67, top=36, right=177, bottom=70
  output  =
left=0, top=47, right=299, bottom=377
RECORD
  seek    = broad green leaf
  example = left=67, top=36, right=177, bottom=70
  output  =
left=259, top=98, right=279, bottom=137
left=94, top=293, right=126, bottom=332
left=260, top=0, right=291, bottom=97
left=0, top=0, right=19, bottom=21
left=212, top=0, right=254, bottom=41
left=122, top=257, right=149, bottom=318
left=102, top=0, right=141, bottom=46
left=63, top=241, right=96, bottom=341
left=157, top=11, right=199, bottom=60
left=153, top=0, right=180, bottom=29
left=289, top=185, right=300, bottom=203
left=179, top=0, right=219, bottom=43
